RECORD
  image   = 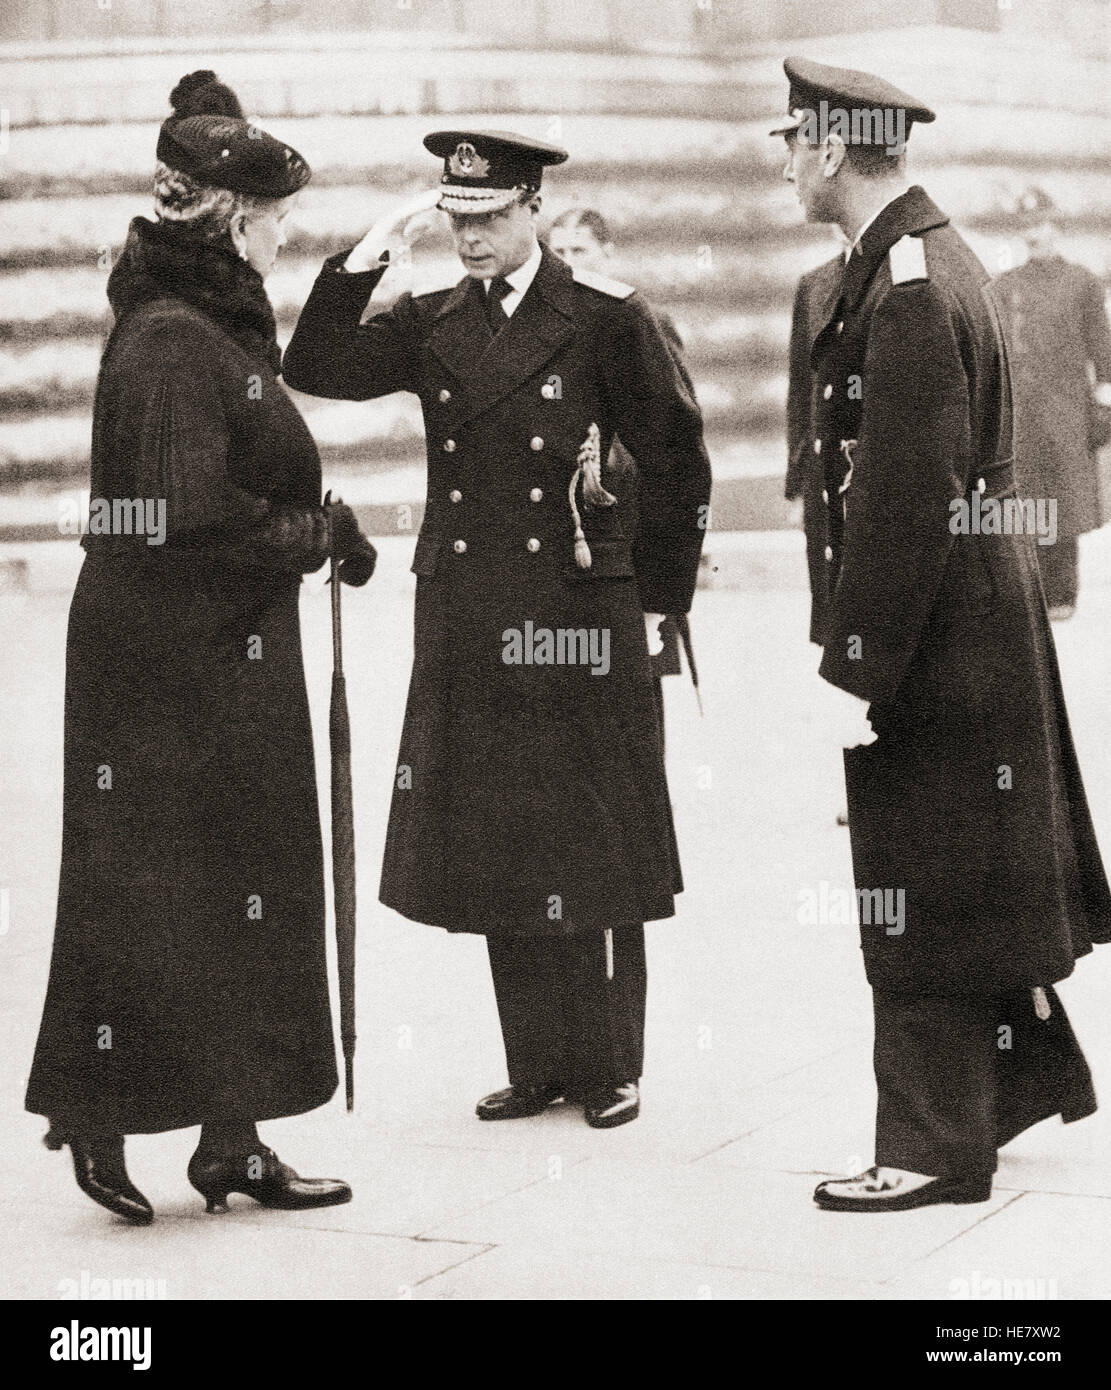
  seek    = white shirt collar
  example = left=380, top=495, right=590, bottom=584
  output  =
left=849, top=189, right=909, bottom=255
left=485, top=240, right=542, bottom=316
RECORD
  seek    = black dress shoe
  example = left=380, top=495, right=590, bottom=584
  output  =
left=813, top=1166, right=992, bottom=1213
left=47, top=1130, right=154, bottom=1226
left=584, top=1082, right=640, bottom=1129
left=475, top=1084, right=564, bottom=1121
left=187, top=1145, right=352, bottom=1215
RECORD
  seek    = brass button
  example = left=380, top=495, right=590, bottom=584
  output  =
left=976, top=476, right=986, bottom=494
left=526, top=538, right=541, bottom=553
left=836, top=320, right=844, bottom=334
left=814, top=439, right=822, bottom=455
left=438, top=388, right=451, bottom=404
left=541, top=383, right=556, bottom=399
left=453, top=539, right=467, bottom=554
left=449, top=489, right=462, bottom=503
left=529, top=487, right=543, bottom=502
left=530, top=436, right=544, bottom=451
left=822, top=383, right=833, bottom=400
left=824, top=545, right=833, bottom=561
left=821, top=488, right=829, bottom=504
left=443, top=439, right=456, bottom=453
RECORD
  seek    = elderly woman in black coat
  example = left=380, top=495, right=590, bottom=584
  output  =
left=25, top=72, right=376, bottom=1224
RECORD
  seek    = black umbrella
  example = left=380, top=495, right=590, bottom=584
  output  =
left=329, top=547, right=357, bottom=1111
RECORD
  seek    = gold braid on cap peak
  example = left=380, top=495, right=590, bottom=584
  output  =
left=568, top=423, right=616, bottom=569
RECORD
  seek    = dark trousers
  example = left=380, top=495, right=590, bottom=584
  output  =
left=1037, top=534, right=1079, bottom=607
left=873, top=985, right=1096, bottom=1178
left=486, top=927, right=647, bottom=1093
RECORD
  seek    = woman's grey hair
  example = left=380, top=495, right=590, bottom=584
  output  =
left=152, top=160, right=270, bottom=240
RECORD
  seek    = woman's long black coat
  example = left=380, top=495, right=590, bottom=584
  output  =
left=25, top=219, right=339, bottom=1134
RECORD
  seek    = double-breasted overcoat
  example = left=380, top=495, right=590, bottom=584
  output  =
left=284, top=245, right=711, bottom=935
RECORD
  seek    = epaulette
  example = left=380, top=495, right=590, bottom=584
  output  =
left=571, top=265, right=636, bottom=299
left=889, top=235, right=928, bottom=285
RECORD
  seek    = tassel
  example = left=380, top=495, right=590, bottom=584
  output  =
left=568, top=468, right=592, bottom=568
left=579, top=422, right=616, bottom=509
left=567, top=422, right=616, bottom=570
left=1032, top=985, right=1051, bottom=1021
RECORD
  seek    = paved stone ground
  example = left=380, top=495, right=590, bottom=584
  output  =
left=2, top=535, right=1110, bottom=1301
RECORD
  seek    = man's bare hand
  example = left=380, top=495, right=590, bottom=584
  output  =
left=813, top=671, right=878, bottom=748
left=344, top=188, right=443, bottom=273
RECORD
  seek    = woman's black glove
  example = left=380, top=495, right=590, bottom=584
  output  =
left=325, top=493, right=378, bottom=587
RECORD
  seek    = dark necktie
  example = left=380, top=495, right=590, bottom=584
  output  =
left=485, top=276, right=512, bottom=335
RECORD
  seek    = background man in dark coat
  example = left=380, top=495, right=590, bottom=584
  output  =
left=785, top=251, right=844, bottom=648
left=284, top=131, right=711, bottom=1130
left=772, top=57, right=1111, bottom=1212
left=992, top=186, right=1111, bottom=618
left=548, top=205, right=699, bottom=748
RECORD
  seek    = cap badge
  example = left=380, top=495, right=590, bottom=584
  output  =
left=449, top=141, right=489, bottom=178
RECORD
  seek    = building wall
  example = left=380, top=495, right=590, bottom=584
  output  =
left=0, top=0, right=1047, bottom=48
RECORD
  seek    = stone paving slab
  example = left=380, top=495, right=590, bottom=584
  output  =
left=3, top=564, right=1110, bottom=1298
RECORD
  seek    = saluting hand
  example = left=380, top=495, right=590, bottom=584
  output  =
left=345, top=188, right=443, bottom=274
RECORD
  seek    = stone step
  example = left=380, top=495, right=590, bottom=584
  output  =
left=2, top=226, right=1108, bottom=348
left=7, top=165, right=1111, bottom=272
left=2, top=25, right=1108, bottom=130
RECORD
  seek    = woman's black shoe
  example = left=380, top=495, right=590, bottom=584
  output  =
left=187, top=1145, right=352, bottom=1214
left=46, top=1130, right=154, bottom=1225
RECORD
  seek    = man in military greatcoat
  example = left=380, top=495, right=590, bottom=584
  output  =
left=283, top=131, right=711, bottom=1129
left=785, top=249, right=845, bottom=648
left=992, top=186, right=1111, bottom=619
left=772, top=58, right=1111, bottom=1211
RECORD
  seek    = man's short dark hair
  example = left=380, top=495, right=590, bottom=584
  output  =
left=550, top=206, right=611, bottom=244
left=843, top=142, right=907, bottom=179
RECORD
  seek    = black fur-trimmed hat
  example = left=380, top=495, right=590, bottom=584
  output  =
left=156, top=70, right=310, bottom=198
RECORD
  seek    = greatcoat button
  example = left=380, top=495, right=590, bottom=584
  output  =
left=541, top=383, right=556, bottom=399
left=824, top=545, right=834, bottom=561
left=527, top=538, right=541, bottom=553
left=453, top=539, right=467, bottom=554
left=814, top=439, right=822, bottom=454
left=530, top=436, right=544, bottom=451
left=443, top=439, right=456, bottom=452
left=977, top=476, right=986, bottom=494
left=821, top=488, right=829, bottom=503
left=449, top=489, right=462, bottom=503
left=530, top=487, right=543, bottom=502
left=836, top=321, right=844, bottom=334
left=823, top=383, right=833, bottom=400
left=438, top=388, right=451, bottom=404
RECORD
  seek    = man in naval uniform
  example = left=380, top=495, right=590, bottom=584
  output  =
left=785, top=247, right=845, bottom=649
left=771, top=58, right=1110, bottom=1211
left=283, top=131, right=711, bottom=1129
